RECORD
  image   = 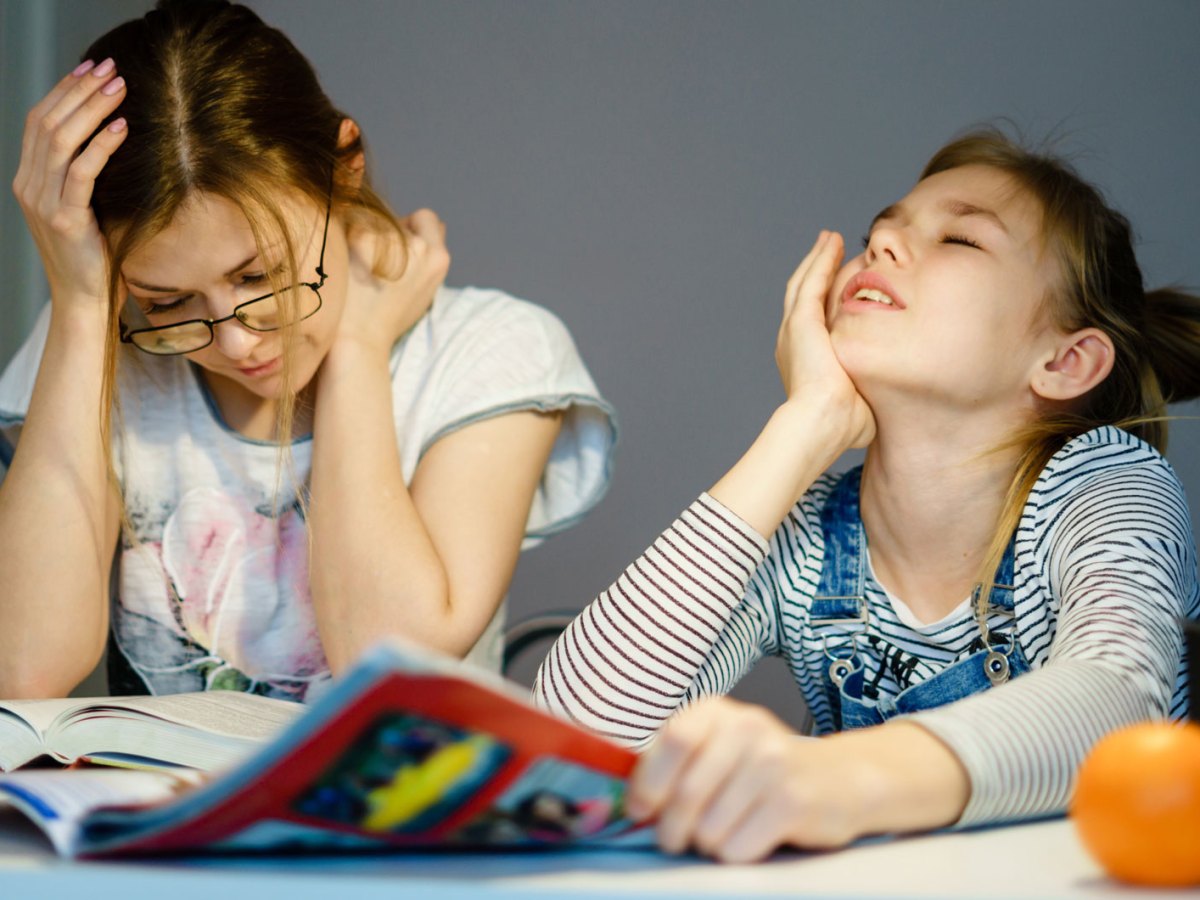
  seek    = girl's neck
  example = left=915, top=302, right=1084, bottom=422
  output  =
left=859, top=405, right=1026, bottom=623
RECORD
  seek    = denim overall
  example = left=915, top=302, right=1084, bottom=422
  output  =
left=811, top=467, right=1031, bottom=730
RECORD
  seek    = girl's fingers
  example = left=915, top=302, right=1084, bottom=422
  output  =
left=60, top=117, right=129, bottom=212
left=627, top=704, right=722, bottom=821
left=653, top=727, right=752, bottom=854
left=783, top=231, right=828, bottom=316
left=692, top=746, right=783, bottom=858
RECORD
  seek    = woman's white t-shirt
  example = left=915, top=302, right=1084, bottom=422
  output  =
left=0, top=286, right=616, bottom=701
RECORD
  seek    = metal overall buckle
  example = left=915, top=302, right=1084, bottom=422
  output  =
left=971, top=582, right=1016, bottom=687
left=822, top=633, right=863, bottom=688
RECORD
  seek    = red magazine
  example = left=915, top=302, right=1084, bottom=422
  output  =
left=0, top=641, right=644, bottom=857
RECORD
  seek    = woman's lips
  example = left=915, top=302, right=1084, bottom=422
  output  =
left=842, top=271, right=906, bottom=310
left=238, top=357, right=282, bottom=378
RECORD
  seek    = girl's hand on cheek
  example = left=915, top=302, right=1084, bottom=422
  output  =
left=13, top=60, right=128, bottom=310
left=336, top=208, right=450, bottom=356
left=626, top=697, right=874, bottom=863
left=776, top=231, right=875, bottom=449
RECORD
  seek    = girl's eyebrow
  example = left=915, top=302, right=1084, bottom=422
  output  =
left=126, top=253, right=261, bottom=293
left=867, top=199, right=1010, bottom=235
left=940, top=199, right=1010, bottom=235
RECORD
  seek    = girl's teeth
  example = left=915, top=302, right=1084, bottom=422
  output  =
left=854, top=288, right=895, bottom=306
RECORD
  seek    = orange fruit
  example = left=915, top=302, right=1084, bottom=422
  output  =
left=1071, top=720, right=1200, bottom=887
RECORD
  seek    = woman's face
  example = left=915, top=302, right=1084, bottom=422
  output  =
left=826, top=164, right=1062, bottom=414
left=119, top=191, right=348, bottom=403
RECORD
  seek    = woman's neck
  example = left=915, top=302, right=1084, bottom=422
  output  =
left=859, top=405, right=1026, bottom=624
left=202, top=370, right=315, bottom=441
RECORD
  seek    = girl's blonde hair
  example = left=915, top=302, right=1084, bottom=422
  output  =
left=85, top=0, right=404, bottom=514
left=921, top=128, right=1200, bottom=603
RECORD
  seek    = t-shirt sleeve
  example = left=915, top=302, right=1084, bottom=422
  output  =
left=0, top=303, right=52, bottom=476
left=396, top=288, right=617, bottom=548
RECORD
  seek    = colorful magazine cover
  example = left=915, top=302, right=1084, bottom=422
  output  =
left=0, top=640, right=647, bottom=858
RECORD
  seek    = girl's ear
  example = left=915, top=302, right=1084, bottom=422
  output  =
left=337, top=118, right=366, bottom=188
left=1031, top=327, right=1115, bottom=402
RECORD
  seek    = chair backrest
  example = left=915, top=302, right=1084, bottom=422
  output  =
left=501, top=610, right=577, bottom=680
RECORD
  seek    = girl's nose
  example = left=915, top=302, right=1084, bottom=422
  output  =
left=864, top=225, right=909, bottom=266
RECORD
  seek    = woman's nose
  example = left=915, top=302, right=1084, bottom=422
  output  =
left=211, top=312, right=263, bottom=360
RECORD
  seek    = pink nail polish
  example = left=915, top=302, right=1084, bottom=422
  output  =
left=73, top=60, right=95, bottom=77
left=108, top=117, right=127, bottom=133
left=101, top=76, right=125, bottom=96
left=93, top=58, right=115, bottom=78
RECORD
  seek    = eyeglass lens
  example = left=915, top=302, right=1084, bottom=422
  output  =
left=128, top=286, right=322, bottom=355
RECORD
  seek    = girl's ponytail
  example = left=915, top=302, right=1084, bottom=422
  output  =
left=1143, top=287, right=1200, bottom=407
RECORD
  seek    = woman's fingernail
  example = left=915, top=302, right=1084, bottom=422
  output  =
left=108, top=117, right=127, bottom=133
left=93, top=58, right=115, bottom=78
left=73, top=60, right=95, bottom=77
left=101, top=76, right=126, bottom=96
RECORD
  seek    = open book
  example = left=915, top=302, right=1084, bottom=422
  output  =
left=0, top=691, right=303, bottom=772
left=0, top=640, right=643, bottom=857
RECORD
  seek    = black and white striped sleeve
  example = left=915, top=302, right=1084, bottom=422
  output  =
left=910, top=460, right=1197, bottom=826
left=532, top=493, right=771, bottom=747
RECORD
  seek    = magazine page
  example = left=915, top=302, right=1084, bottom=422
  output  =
left=67, top=640, right=651, bottom=857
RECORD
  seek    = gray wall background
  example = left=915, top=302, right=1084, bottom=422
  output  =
left=3, top=1, right=1198, bottom=723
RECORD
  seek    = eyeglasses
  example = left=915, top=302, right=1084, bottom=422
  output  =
left=119, top=197, right=331, bottom=356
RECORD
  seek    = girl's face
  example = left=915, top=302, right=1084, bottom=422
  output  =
left=827, top=165, right=1061, bottom=415
left=119, top=191, right=348, bottom=404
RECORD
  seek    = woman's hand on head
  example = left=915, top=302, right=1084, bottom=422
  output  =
left=776, top=231, right=875, bottom=450
left=12, top=60, right=127, bottom=309
left=625, top=696, right=879, bottom=862
left=336, top=208, right=450, bottom=357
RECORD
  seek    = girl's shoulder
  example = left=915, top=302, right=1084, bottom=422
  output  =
left=1024, top=424, right=1193, bottom=544
left=1033, top=424, right=1182, bottom=502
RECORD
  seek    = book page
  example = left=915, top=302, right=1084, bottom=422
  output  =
left=60, top=691, right=302, bottom=739
left=0, top=768, right=202, bottom=856
left=0, top=697, right=93, bottom=734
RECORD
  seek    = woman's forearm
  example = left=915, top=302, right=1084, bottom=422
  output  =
left=0, top=305, right=117, bottom=696
left=307, top=341, right=454, bottom=671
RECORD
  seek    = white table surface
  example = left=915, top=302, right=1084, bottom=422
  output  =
left=0, top=808, right=1182, bottom=900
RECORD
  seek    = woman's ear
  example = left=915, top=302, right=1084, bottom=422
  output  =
left=337, top=118, right=366, bottom=188
left=1031, top=327, right=1115, bottom=402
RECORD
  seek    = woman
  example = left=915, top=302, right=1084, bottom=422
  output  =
left=534, top=130, right=1200, bottom=861
left=0, top=0, right=615, bottom=701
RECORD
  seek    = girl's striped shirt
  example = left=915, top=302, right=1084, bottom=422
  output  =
left=533, top=425, right=1199, bottom=826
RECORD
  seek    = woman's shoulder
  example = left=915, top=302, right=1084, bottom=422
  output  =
left=417, top=285, right=576, bottom=352
left=0, top=303, right=53, bottom=424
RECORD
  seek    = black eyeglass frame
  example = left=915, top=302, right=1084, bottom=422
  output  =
left=118, top=195, right=332, bottom=356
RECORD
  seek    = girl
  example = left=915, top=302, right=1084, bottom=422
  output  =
left=0, top=0, right=615, bottom=701
left=534, top=130, right=1200, bottom=861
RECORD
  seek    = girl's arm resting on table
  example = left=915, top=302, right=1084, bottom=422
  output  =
left=910, top=467, right=1192, bottom=825
left=536, top=232, right=870, bottom=741
left=532, top=490, right=773, bottom=746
